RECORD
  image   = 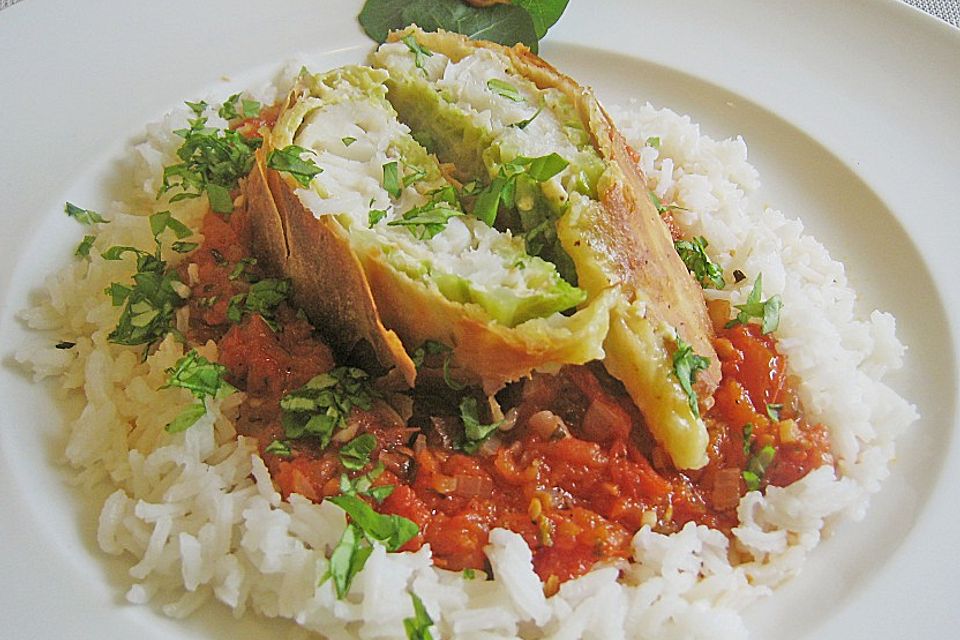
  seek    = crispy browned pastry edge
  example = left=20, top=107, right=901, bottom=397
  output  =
left=241, top=149, right=418, bottom=387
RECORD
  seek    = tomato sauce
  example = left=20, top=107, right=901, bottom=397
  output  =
left=183, top=206, right=833, bottom=587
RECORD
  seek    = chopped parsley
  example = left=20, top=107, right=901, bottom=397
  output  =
left=671, top=337, right=710, bottom=420
left=743, top=444, right=776, bottom=491
left=102, top=227, right=185, bottom=348
left=742, top=423, right=754, bottom=457
left=648, top=191, right=686, bottom=215
left=266, top=145, right=323, bottom=188
left=645, top=136, right=661, bottom=149
left=675, top=236, right=725, bottom=289
left=462, top=568, right=477, bottom=580
left=339, top=433, right=378, bottom=471
left=342, top=136, right=357, bottom=147
left=64, top=202, right=108, bottom=225
left=765, top=403, right=783, bottom=422
left=76, top=234, right=96, bottom=258
left=401, top=34, right=433, bottom=71
left=509, top=105, right=542, bottom=130
left=382, top=161, right=402, bottom=198
left=226, top=278, right=291, bottom=329
left=264, top=439, right=293, bottom=458
left=726, top=273, right=782, bottom=335
left=340, top=462, right=395, bottom=502
left=458, top=397, right=502, bottom=455
left=487, top=78, right=523, bottom=102
left=217, top=93, right=261, bottom=121
left=387, top=186, right=463, bottom=239
left=324, top=493, right=419, bottom=598
left=368, top=208, right=388, bottom=227
left=471, top=153, right=569, bottom=226
left=280, top=367, right=380, bottom=448
left=411, top=340, right=450, bottom=369
left=161, top=349, right=235, bottom=433
left=403, top=591, right=435, bottom=640
left=228, top=257, right=258, bottom=281
left=159, top=108, right=261, bottom=213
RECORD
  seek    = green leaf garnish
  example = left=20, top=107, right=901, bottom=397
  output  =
left=64, top=202, right=108, bottom=225
left=266, top=145, right=323, bottom=188
left=509, top=105, right=542, bottom=130
left=487, top=78, right=523, bottom=102
left=743, top=444, right=776, bottom=491
left=327, top=494, right=418, bottom=552
left=265, top=439, right=293, bottom=458
left=725, top=273, right=783, bottom=335
left=339, top=433, right=378, bottom=471
left=162, top=349, right=235, bottom=433
left=401, top=34, right=433, bottom=71
left=742, top=423, right=754, bottom=457
left=382, top=161, right=402, bottom=198
left=645, top=136, right=661, bottom=149
left=226, top=278, right=291, bottom=329
left=674, top=236, right=725, bottom=289
left=218, top=93, right=261, bottom=121
left=368, top=208, right=388, bottom=227
left=765, top=403, right=783, bottom=422
left=388, top=185, right=463, bottom=239
left=470, top=153, right=568, bottom=226
left=160, top=113, right=261, bottom=213
left=342, top=136, right=358, bottom=147
left=149, top=210, right=193, bottom=241
left=280, top=367, right=380, bottom=448
left=327, top=522, right=374, bottom=599
left=672, top=337, right=710, bottom=420
left=403, top=591, right=435, bottom=640
left=648, top=191, right=687, bottom=215
left=458, top=397, right=502, bottom=455
left=358, top=0, right=541, bottom=53
left=76, top=235, right=96, bottom=258
left=185, top=100, right=208, bottom=116
left=103, top=244, right=185, bottom=347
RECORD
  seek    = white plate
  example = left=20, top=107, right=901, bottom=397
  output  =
left=1, top=1, right=958, bottom=638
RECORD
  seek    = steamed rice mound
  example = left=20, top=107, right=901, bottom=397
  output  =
left=15, top=62, right=917, bottom=639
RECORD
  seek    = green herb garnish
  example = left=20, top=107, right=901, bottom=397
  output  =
left=266, top=145, right=323, bottom=188
left=645, top=136, right=661, bottom=149
left=226, top=278, right=290, bottom=329
left=76, top=235, right=96, bottom=258
left=65, top=202, right=108, bottom=225
left=726, top=273, right=782, bottom=335
left=162, top=349, right=235, bottom=433
left=672, top=337, right=710, bottom=420
left=328, top=494, right=418, bottom=551
left=458, top=397, right=502, bottom=455
left=340, top=462, right=394, bottom=502
left=280, top=367, right=380, bottom=448
left=649, top=191, right=687, bottom=215
left=160, top=110, right=261, bottom=213
left=509, top=105, right=542, bottom=130
left=404, top=591, right=435, bottom=640
left=368, top=209, right=388, bottom=227
left=401, top=34, right=433, bottom=71
left=743, top=444, right=776, bottom=491
left=218, top=93, right=261, bottom=121
left=339, top=433, right=378, bottom=471
left=342, top=136, right=357, bottom=147
left=765, top=403, right=783, bottom=422
left=675, top=236, right=725, bottom=289
left=487, top=78, right=523, bottom=102
left=471, top=153, right=568, bottom=226
left=265, top=439, right=293, bottom=458
left=742, top=423, right=754, bottom=457
left=388, top=185, right=463, bottom=239
left=382, top=161, right=402, bottom=198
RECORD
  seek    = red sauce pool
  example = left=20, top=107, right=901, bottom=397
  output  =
left=183, top=207, right=833, bottom=587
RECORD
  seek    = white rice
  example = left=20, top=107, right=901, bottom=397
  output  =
left=14, top=66, right=917, bottom=639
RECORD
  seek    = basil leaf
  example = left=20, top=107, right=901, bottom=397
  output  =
left=487, top=78, right=523, bottom=102
left=327, top=494, right=418, bottom=551
left=674, top=236, right=725, bottom=289
left=280, top=367, right=380, bottom=448
left=339, top=433, right=378, bottom=470
left=382, top=161, right=402, bottom=198
left=403, top=591, right=435, bottom=640
left=162, top=349, right=234, bottom=401
left=76, top=234, right=96, bottom=258
left=368, top=209, right=388, bottom=227
left=512, top=0, right=569, bottom=38
left=150, top=210, right=193, bottom=240
left=159, top=115, right=261, bottom=214
left=264, top=439, right=292, bottom=458
left=165, top=402, right=208, bottom=434
left=358, top=0, right=539, bottom=52
left=458, top=397, right=502, bottom=455
left=672, top=337, right=710, bottom=419
left=726, top=273, right=783, bottom=335
left=266, top=145, right=323, bottom=188
left=401, top=34, right=433, bottom=71
left=65, top=202, right=108, bottom=225
left=327, top=522, right=373, bottom=599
